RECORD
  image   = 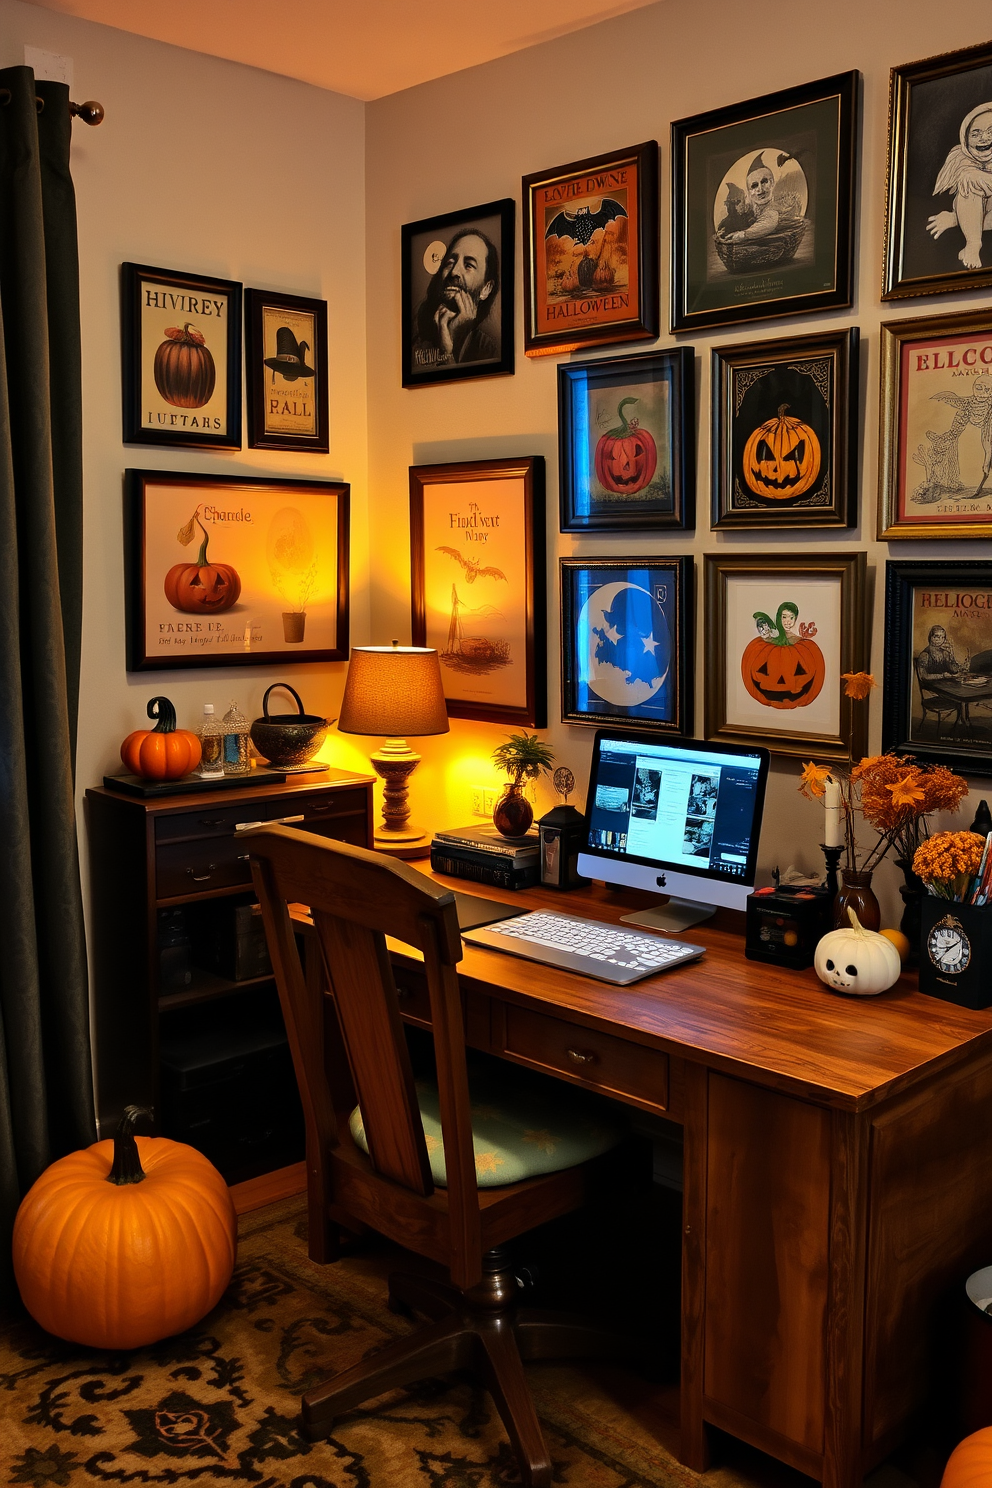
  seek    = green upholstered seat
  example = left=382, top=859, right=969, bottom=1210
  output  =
left=349, top=1068, right=626, bottom=1188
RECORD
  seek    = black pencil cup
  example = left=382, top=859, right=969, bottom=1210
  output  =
left=918, top=897, right=992, bottom=1009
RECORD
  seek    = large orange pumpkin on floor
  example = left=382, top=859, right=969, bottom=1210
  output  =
left=742, top=403, right=820, bottom=499
left=741, top=634, right=825, bottom=709
left=120, top=696, right=201, bottom=780
left=940, top=1427, right=992, bottom=1488
left=153, top=323, right=216, bottom=408
left=594, top=396, right=658, bottom=495
left=13, top=1106, right=237, bottom=1351
left=164, top=508, right=241, bottom=614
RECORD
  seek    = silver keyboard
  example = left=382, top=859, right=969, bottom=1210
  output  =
left=460, top=910, right=705, bottom=985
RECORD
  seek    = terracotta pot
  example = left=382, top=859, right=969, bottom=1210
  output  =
left=833, top=868, right=881, bottom=932
left=493, top=783, right=533, bottom=838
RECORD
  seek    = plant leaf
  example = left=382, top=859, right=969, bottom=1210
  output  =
left=176, top=511, right=198, bottom=547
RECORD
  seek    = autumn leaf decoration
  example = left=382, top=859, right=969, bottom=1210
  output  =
left=164, top=324, right=206, bottom=346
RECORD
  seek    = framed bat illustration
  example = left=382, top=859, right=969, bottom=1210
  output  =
left=410, top=457, right=546, bottom=727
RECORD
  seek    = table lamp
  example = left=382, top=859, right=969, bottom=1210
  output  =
left=337, top=642, right=450, bottom=858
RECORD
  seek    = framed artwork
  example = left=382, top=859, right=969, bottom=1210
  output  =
left=883, top=42, right=992, bottom=300
left=559, top=557, right=693, bottom=736
left=558, top=349, right=695, bottom=532
left=121, top=263, right=242, bottom=449
left=245, top=289, right=328, bottom=452
left=401, top=199, right=514, bottom=388
left=703, top=552, right=867, bottom=761
left=671, top=71, right=858, bottom=333
left=410, top=457, right=545, bottom=726
left=711, top=326, right=859, bottom=529
left=522, top=141, right=659, bottom=357
left=883, top=560, right=992, bottom=776
left=878, top=308, right=992, bottom=539
left=124, top=469, right=349, bottom=671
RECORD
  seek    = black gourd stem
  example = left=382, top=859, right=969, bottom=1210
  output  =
left=147, top=696, right=177, bottom=733
left=107, top=1105, right=152, bottom=1185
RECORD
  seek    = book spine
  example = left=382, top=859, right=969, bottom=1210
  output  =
left=432, top=834, right=537, bottom=862
left=430, top=849, right=538, bottom=889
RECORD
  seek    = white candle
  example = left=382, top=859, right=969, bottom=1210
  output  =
left=824, top=777, right=842, bottom=848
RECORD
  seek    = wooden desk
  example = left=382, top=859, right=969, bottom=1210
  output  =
left=383, top=871, right=992, bottom=1488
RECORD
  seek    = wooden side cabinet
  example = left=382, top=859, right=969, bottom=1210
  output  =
left=85, top=769, right=373, bottom=1180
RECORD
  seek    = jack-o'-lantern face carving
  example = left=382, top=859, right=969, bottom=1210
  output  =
left=741, top=628, right=826, bottom=710
left=742, top=403, right=821, bottom=499
left=594, top=396, right=658, bottom=495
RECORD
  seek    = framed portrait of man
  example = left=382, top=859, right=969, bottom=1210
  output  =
left=401, top=200, right=514, bottom=388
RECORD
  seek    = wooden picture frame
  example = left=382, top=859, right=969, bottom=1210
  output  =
left=410, top=457, right=545, bottom=726
left=671, top=71, right=858, bottom=333
left=558, top=348, right=695, bottom=532
left=121, top=262, right=242, bottom=449
left=245, top=289, right=328, bottom=451
left=711, top=326, right=859, bottom=529
left=704, top=551, right=867, bottom=761
left=883, top=559, right=992, bottom=776
left=522, top=141, right=658, bottom=357
left=878, top=307, right=992, bottom=539
left=883, top=41, right=992, bottom=301
left=125, top=469, right=349, bottom=671
left=560, top=556, right=693, bottom=736
left=401, top=199, right=514, bottom=388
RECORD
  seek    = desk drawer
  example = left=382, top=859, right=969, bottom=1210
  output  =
left=290, top=790, right=369, bottom=845
left=157, top=836, right=254, bottom=898
left=156, top=801, right=279, bottom=843
left=499, top=1004, right=669, bottom=1113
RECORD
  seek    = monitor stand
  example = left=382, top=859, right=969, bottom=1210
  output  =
left=620, top=898, right=716, bottom=933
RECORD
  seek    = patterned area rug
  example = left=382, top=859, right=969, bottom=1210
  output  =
left=1, top=1194, right=705, bottom=1488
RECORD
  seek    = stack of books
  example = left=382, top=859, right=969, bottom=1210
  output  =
left=430, top=824, right=540, bottom=889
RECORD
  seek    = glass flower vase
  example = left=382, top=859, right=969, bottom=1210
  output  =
left=833, top=868, right=881, bottom=932
left=493, top=783, right=533, bottom=838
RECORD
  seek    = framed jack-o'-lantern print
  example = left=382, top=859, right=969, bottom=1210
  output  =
left=712, top=327, right=858, bottom=529
left=558, top=349, right=695, bottom=532
left=704, top=552, right=867, bottom=761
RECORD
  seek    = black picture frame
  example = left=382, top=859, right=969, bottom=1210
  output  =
left=883, top=559, right=992, bottom=776
left=560, top=556, right=693, bottom=736
left=883, top=42, right=992, bottom=301
left=245, top=289, right=328, bottom=452
left=121, top=262, right=242, bottom=449
left=125, top=469, right=349, bottom=672
left=401, top=199, right=514, bottom=388
left=711, top=326, right=859, bottom=529
left=671, top=71, right=858, bottom=333
left=558, top=348, right=695, bottom=532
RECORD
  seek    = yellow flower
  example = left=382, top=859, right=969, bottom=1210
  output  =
left=799, top=760, right=831, bottom=800
left=522, top=1129, right=558, bottom=1155
left=842, top=671, right=877, bottom=700
left=474, top=1151, right=505, bottom=1177
left=886, top=774, right=926, bottom=809
left=913, top=830, right=986, bottom=883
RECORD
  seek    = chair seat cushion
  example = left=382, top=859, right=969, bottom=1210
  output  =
left=349, top=1068, right=626, bottom=1188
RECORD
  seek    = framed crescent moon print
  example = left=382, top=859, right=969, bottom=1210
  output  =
left=560, top=557, right=693, bottom=735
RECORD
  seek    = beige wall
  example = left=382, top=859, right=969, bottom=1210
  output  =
left=365, top=0, right=992, bottom=927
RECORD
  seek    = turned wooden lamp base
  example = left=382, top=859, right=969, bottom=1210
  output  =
left=370, top=739, right=432, bottom=859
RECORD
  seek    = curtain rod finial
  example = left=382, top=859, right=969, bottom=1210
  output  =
left=70, top=100, right=104, bottom=126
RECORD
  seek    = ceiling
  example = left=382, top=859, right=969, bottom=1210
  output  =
left=35, top=0, right=662, bottom=101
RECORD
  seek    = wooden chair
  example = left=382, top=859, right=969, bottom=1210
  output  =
left=914, top=652, right=961, bottom=736
left=248, top=825, right=631, bottom=1488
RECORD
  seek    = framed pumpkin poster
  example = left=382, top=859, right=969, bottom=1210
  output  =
left=558, top=349, right=695, bottom=532
left=711, top=327, right=859, bottom=529
left=703, top=552, right=867, bottom=761
left=121, top=263, right=242, bottom=449
left=124, top=469, right=349, bottom=671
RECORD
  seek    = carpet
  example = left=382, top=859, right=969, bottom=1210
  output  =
left=0, top=1194, right=709, bottom=1488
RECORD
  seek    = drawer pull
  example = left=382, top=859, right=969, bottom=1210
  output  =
left=237, top=853, right=250, bottom=862
left=188, top=868, right=215, bottom=882
left=198, top=816, right=227, bottom=827
left=566, top=1048, right=596, bottom=1066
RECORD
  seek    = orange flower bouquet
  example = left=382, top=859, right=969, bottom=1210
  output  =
left=912, top=831, right=989, bottom=902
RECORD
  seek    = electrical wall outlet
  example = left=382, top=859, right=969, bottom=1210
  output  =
left=471, top=786, right=500, bottom=817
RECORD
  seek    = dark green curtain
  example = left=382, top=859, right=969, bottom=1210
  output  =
left=0, top=67, right=94, bottom=1304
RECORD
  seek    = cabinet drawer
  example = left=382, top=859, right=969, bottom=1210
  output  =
left=393, top=964, right=432, bottom=1025
left=291, top=789, right=369, bottom=845
left=499, top=1004, right=669, bottom=1112
left=156, top=800, right=280, bottom=843
left=157, top=836, right=254, bottom=898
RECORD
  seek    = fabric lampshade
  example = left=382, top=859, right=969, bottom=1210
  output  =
left=338, top=645, right=450, bottom=738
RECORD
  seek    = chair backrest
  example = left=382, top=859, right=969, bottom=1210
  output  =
left=914, top=651, right=937, bottom=701
left=248, top=826, right=480, bottom=1244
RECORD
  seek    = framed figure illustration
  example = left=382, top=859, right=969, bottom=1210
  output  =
left=704, top=552, right=867, bottom=760
left=878, top=308, right=992, bottom=539
left=711, top=327, right=859, bottom=529
left=560, top=557, right=693, bottom=736
left=245, top=289, right=328, bottom=452
left=522, top=141, right=659, bottom=356
left=121, top=263, right=242, bottom=449
left=401, top=199, right=514, bottom=388
left=884, top=560, right=992, bottom=776
left=884, top=42, right=992, bottom=300
left=558, top=349, right=695, bottom=532
left=671, top=72, right=858, bottom=333
left=125, top=470, right=349, bottom=670
left=410, top=458, right=545, bottom=727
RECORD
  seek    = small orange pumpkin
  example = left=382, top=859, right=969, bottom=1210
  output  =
left=12, top=1106, right=237, bottom=1350
left=742, top=403, right=821, bottom=499
left=153, top=323, right=216, bottom=408
left=121, top=696, right=201, bottom=779
left=939, top=1427, right=992, bottom=1488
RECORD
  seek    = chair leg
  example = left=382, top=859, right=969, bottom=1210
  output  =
left=513, top=1307, right=636, bottom=1364
left=387, top=1270, right=459, bottom=1322
left=476, top=1323, right=552, bottom=1488
left=301, top=1312, right=475, bottom=1440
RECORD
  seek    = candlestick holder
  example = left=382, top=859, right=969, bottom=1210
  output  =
left=820, top=843, right=843, bottom=899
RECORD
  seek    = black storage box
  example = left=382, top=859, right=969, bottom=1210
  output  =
left=919, top=897, right=992, bottom=1009
left=745, top=885, right=833, bottom=970
left=188, top=895, right=272, bottom=982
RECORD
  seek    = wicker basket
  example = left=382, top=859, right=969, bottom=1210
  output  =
left=714, top=217, right=809, bottom=273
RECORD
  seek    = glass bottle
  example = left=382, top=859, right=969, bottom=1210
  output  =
left=221, top=700, right=251, bottom=775
left=198, top=703, right=224, bottom=778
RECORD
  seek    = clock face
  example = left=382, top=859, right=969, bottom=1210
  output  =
left=927, top=920, right=971, bottom=976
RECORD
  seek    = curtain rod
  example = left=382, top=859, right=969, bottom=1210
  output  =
left=0, top=90, right=104, bottom=125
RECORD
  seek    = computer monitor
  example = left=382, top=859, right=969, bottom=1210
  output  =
left=578, top=729, right=770, bottom=932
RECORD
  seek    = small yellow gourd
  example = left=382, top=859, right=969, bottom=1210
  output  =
left=814, top=907, right=902, bottom=996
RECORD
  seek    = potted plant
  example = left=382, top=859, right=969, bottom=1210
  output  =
left=491, top=732, right=555, bottom=837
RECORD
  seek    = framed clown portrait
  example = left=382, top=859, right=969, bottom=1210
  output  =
left=245, top=289, right=329, bottom=452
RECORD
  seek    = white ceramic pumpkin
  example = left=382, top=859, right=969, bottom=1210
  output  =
left=814, top=908, right=902, bottom=996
